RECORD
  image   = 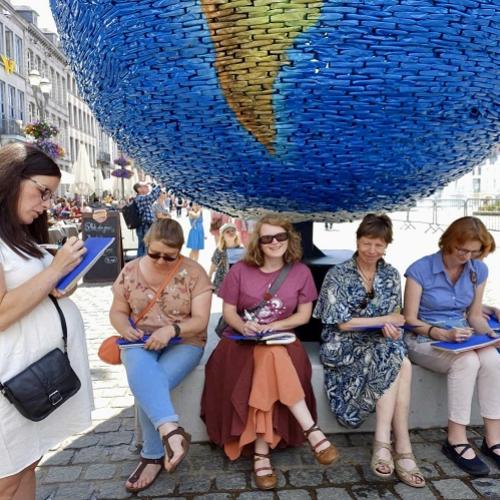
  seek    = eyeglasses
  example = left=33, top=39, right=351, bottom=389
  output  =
left=455, top=246, right=482, bottom=258
left=28, top=178, right=55, bottom=201
left=258, top=232, right=289, bottom=245
left=147, top=251, right=178, bottom=262
left=359, top=289, right=375, bottom=310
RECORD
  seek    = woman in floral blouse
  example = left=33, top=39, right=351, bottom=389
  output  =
left=314, top=214, right=425, bottom=488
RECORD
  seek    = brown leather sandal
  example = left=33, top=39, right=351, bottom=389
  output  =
left=125, top=457, right=163, bottom=493
left=253, top=452, right=277, bottom=490
left=162, top=426, right=191, bottom=473
left=304, top=423, right=340, bottom=465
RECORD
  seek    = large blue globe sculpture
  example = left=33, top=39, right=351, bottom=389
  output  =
left=51, top=0, right=500, bottom=220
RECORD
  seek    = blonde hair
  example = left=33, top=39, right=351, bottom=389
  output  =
left=144, top=219, right=184, bottom=249
left=244, top=214, right=302, bottom=267
left=218, top=228, right=240, bottom=251
left=439, top=216, right=492, bottom=258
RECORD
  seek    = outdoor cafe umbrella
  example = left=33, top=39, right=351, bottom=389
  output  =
left=72, top=147, right=95, bottom=201
left=94, top=168, right=104, bottom=197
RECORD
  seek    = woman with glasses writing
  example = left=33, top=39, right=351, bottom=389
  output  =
left=404, top=216, right=500, bottom=476
left=201, top=215, right=338, bottom=490
left=0, top=143, right=93, bottom=499
left=109, top=219, right=212, bottom=492
left=314, top=214, right=425, bottom=488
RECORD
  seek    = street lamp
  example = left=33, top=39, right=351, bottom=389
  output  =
left=28, top=69, right=52, bottom=121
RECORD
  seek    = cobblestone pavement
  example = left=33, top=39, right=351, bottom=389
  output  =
left=34, top=283, right=500, bottom=500
left=35, top=218, right=500, bottom=499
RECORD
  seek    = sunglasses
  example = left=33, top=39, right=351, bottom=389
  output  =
left=359, top=289, right=375, bottom=310
left=258, top=231, right=289, bottom=245
left=147, top=251, right=178, bottom=262
left=28, top=178, right=55, bottom=202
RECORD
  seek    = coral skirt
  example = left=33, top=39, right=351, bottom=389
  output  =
left=201, top=338, right=317, bottom=459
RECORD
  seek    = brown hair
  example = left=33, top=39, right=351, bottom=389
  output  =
left=439, top=216, right=492, bottom=258
left=356, top=213, right=393, bottom=244
left=0, top=143, right=61, bottom=258
left=244, top=214, right=302, bottom=267
left=487, top=231, right=496, bottom=255
left=144, top=218, right=184, bottom=249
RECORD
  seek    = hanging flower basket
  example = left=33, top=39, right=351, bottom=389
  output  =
left=24, top=121, right=59, bottom=140
left=33, top=139, right=65, bottom=160
left=114, top=155, right=131, bottom=167
left=111, top=167, right=133, bottom=179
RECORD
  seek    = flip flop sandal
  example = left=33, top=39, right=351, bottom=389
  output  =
left=371, top=440, right=394, bottom=478
left=394, top=452, right=426, bottom=488
left=162, top=426, right=192, bottom=473
left=125, top=457, right=164, bottom=493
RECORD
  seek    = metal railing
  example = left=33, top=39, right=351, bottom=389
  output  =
left=392, top=198, right=500, bottom=232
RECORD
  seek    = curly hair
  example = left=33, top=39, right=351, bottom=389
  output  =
left=439, top=216, right=492, bottom=258
left=244, top=214, right=302, bottom=267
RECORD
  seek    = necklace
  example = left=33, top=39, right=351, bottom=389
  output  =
left=356, top=262, right=376, bottom=285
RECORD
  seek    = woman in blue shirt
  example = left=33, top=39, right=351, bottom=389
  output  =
left=315, top=214, right=425, bottom=488
left=404, top=216, right=500, bottom=476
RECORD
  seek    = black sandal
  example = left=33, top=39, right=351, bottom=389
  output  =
left=481, top=438, right=500, bottom=468
left=162, top=426, right=191, bottom=473
left=125, top=457, right=163, bottom=493
left=442, top=441, right=489, bottom=476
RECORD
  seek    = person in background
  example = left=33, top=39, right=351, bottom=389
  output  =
left=186, top=203, right=205, bottom=262
left=0, top=143, right=93, bottom=499
left=208, top=222, right=242, bottom=293
left=201, top=215, right=338, bottom=491
left=134, top=182, right=161, bottom=257
left=110, top=219, right=212, bottom=493
left=174, top=196, right=183, bottom=218
left=314, top=213, right=424, bottom=488
left=152, top=190, right=171, bottom=221
left=209, top=210, right=230, bottom=245
left=404, top=216, right=500, bottom=476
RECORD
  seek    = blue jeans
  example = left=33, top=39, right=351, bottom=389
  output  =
left=121, top=344, right=203, bottom=459
left=136, top=224, right=150, bottom=257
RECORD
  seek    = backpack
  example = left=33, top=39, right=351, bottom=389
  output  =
left=121, top=199, right=141, bottom=229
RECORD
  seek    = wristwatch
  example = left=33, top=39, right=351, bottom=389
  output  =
left=172, top=323, right=181, bottom=338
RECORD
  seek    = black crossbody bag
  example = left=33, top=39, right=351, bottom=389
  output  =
left=0, top=295, right=81, bottom=422
left=215, top=263, right=292, bottom=337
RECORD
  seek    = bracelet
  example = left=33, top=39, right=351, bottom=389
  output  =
left=427, top=325, right=436, bottom=339
left=172, top=323, right=181, bottom=338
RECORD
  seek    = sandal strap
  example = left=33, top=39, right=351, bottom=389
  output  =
left=254, top=452, right=271, bottom=460
left=162, top=426, right=191, bottom=461
left=373, top=440, right=392, bottom=452
left=450, top=443, right=472, bottom=457
left=394, top=452, right=416, bottom=461
left=254, top=466, right=274, bottom=474
left=312, top=438, right=328, bottom=452
left=303, top=423, right=320, bottom=438
left=486, top=442, right=500, bottom=451
left=128, top=457, right=163, bottom=483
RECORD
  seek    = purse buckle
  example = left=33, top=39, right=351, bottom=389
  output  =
left=48, top=390, right=63, bottom=406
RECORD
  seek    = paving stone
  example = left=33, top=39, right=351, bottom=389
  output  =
left=432, top=479, right=478, bottom=499
left=93, top=420, right=122, bottom=433
left=53, top=482, right=97, bottom=500
left=39, top=450, right=75, bottom=466
left=44, top=466, right=83, bottom=483
left=326, top=465, right=361, bottom=484
left=94, top=480, right=133, bottom=499
left=237, top=493, right=274, bottom=500
left=190, top=452, right=226, bottom=471
left=316, top=487, right=352, bottom=500
left=84, top=463, right=117, bottom=480
left=348, top=433, right=374, bottom=447
left=177, top=473, right=212, bottom=494
left=418, top=463, right=441, bottom=479
left=393, top=483, right=437, bottom=499
left=36, top=484, right=58, bottom=500
left=99, top=430, right=134, bottom=446
left=277, top=489, right=312, bottom=499
left=272, top=448, right=303, bottom=468
left=413, top=443, right=446, bottom=462
left=120, top=418, right=137, bottom=431
left=417, top=429, right=448, bottom=442
left=214, top=472, right=248, bottom=490
left=133, top=473, right=176, bottom=496
left=470, top=478, right=500, bottom=499
left=288, top=468, right=324, bottom=487
left=109, top=444, right=139, bottom=461
left=330, top=434, right=350, bottom=448
left=351, top=484, right=396, bottom=499
left=73, top=446, right=110, bottom=464
left=66, top=434, right=100, bottom=449
left=436, top=459, right=470, bottom=478
left=337, top=446, right=371, bottom=465
left=193, top=495, right=231, bottom=500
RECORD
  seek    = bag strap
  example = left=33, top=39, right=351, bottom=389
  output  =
left=133, top=256, right=184, bottom=325
left=48, top=295, right=68, bottom=352
left=247, top=262, right=293, bottom=313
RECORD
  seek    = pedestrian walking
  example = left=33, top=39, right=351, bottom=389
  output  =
left=186, top=203, right=205, bottom=261
left=134, top=182, right=161, bottom=257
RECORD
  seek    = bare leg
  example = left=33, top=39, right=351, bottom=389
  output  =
left=448, top=421, right=475, bottom=459
left=288, top=399, right=331, bottom=452
left=158, top=422, right=185, bottom=471
left=189, top=250, right=199, bottom=261
left=483, top=418, right=500, bottom=456
left=0, top=460, right=39, bottom=500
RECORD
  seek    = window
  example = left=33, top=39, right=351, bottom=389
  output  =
left=14, top=36, right=23, bottom=75
left=68, top=103, right=72, bottom=126
left=473, top=178, right=481, bottom=193
left=27, top=50, right=33, bottom=73
left=0, top=81, right=5, bottom=121
left=28, top=102, right=36, bottom=122
left=8, top=85, right=15, bottom=120
left=17, top=90, right=24, bottom=121
left=0, top=23, right=4, bottom=54
left=35, top=55, right=41, bottom=72
left=5, top=29, right=13, bottom=59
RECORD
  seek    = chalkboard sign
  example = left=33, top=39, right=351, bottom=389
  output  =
left=82, top=211, right=123, bottom=283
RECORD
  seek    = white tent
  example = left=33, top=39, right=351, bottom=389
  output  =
left=60, top=170, right=74, bottom=185
left=94, top=168, right=104, bottom=197
left=72, top=147, right=95, bottom=197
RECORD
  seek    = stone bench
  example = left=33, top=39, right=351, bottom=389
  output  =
left=169, top=314, right=481, bottom=442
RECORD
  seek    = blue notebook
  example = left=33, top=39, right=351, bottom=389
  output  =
left=431, top=334, right=500, bottom=353
left=55, top=237, right=115, bottom=292
left=116, top=335, right=181, bottom=349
